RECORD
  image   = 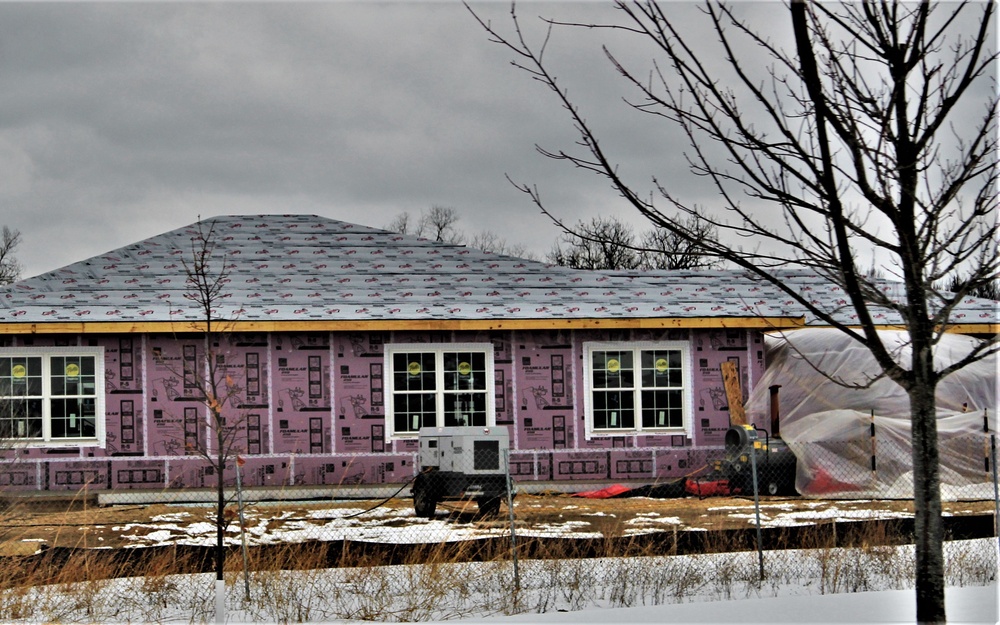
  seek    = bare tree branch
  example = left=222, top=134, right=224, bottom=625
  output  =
left=0, top=227, right=23, bottom=285
left=469, top=2, right=998, bottom=620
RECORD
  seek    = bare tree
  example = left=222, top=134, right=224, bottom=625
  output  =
left=420, top=205, right=465, bottom=243
left=0, top=227, right=22, bottom=285
left=548, top=216, right=641, bottom=269
left=638, top=217, right=721, bottom=270
left=471, top=1, right=997, bottom=621
left=385, top=206, right=465, bottom=245
left=387, top=206, right=539, bottom=258
left=385, top=206, right=465, bottom=243
left=946, top=274, right=999, bottom=301
left=155, top=218, right=250, bottom=610
left=548, top=215, right=720, bottom=270
left=468, top=230, right=536, bottom=259
left=384, top=212, right=416, bottom=237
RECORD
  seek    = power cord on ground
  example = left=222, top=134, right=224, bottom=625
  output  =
left=339, top=473, right=420, bottom=519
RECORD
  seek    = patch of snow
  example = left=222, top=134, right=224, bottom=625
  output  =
left=307, top=507, right=373, bottom=519
left=625, top=516, right=682, bottom=526
left=775, top=508, right=910, bottom=522
left=150, top=512, right=191, bottom=523
left=178, top=522, right=217, bottom=535
left=139, top=530, right=175, bottom=543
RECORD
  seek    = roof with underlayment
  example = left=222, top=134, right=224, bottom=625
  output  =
left=0, top=214, right=994, bottom=332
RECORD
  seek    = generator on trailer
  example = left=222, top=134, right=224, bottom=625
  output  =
left=412, top=426, right=515, bottom=517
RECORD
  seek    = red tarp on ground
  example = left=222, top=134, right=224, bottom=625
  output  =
left=571, top=484, right=633, bottom=499
left=802, top=468, right=865, bottom=495
left=684, top=478, right=734, bottom=497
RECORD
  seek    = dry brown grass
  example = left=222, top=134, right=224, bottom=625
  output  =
left=0, top=491, right=994, bottom=622
left=0, top=492, right=993, bottom=552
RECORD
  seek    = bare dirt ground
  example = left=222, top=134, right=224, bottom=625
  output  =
left=0, top=492, right=993, bottom=556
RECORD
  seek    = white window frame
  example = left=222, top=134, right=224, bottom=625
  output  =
left=0, top=347, right=106, bottom=447
left=384, top=343, right=495, bottom=439
left=582, top=341, right=693, bottom=440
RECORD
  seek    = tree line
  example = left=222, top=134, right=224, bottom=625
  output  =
left=384, top=205, right=720, bottom=271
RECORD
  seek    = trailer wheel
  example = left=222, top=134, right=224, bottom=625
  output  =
left=413, top=479, right=437, bottom=518
left=477, top=497, right=501, bottom=517
left=766, top=481, right=779, bottom=496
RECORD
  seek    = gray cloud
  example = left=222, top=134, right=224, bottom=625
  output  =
left=0, top=3, right=596, bottom=275
left=3, top=2, right=984, bottom=278
left=0, top=2, right=728, bottom=277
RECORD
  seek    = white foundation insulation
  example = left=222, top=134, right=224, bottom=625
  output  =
left=745, top=329, right=998, bottom=500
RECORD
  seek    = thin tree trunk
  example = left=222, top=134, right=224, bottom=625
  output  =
left=910, top=355, right=945, bottom=623
left=216, top=456, right=225, bottom=581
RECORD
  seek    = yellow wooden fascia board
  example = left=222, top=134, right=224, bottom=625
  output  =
left=0, top=316, right=808, bottom=334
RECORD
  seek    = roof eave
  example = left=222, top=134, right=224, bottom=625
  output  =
left=0, top=316, right=808, bottom=334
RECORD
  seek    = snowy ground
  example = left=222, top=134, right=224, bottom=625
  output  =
left=2, top=495, right=996, bottom=623
left=90, top=496, right=995, bottom=549
left=3, top=493, right=993, bottom=554
left=4, top=537, right=995, bottom=624
left=464, top=584, right=999, bottom=624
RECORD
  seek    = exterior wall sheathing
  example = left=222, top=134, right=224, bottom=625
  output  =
left=0, top=328, right=765, bottom=492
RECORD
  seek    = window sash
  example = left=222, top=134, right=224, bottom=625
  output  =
left=386, top=344, right=494, bottom=436
left=0, top=348, right=105, bottom=445
left=585, top=342, right=690, bottom=436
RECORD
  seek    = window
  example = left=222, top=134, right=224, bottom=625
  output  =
left=385, top=344, right=494, bottom=437
left=0, top=348, right=105, bottom=446
left=583, top=342, right=691, bottom=438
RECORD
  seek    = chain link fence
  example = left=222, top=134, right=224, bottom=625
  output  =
left=0, top=430, right=997, bottom=623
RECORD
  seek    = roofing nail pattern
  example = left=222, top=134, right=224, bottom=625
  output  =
left=0, top=214, right=994, bottom=327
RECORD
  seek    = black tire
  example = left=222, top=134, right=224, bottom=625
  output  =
left=477, top=497, right=501, bottom=517
left=766, top=481, right=779, bottom=496
left=413, top=481, right=437, bottom=518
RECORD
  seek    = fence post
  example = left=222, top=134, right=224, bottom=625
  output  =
left=504, top=448, right=520, bottom=591
left=990, top=433, right=998, bottom=548
left=234, top=456, right=251, bottom=602
left=870, top=409, right=877, bottom=492
left=749, top=436, right=765, bottom=583
left=984, top=409, right=991, bottom=482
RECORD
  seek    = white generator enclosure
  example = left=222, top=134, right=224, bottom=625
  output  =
left=412, top=426, right=513, bottom=518
left=418, top=426, right=510, bottom=474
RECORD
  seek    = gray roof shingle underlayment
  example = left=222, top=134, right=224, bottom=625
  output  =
left=0, top=214, right=995, bottom=328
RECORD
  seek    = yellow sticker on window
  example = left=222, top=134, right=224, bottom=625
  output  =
left=66, top=363, right=80, bottom=378
left=606, top=358, right=620, bottom=373
left=458, top=361, right=472, bottom=376
left=11, top=364, right=25, bottom=379
left=655, top=358, right=669, bottom=373
left=407, top=362, right=422, bottom=376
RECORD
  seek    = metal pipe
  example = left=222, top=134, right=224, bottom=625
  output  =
left=769, top=385, right=782, bottom=437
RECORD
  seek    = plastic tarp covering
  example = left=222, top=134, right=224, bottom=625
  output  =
left=571, top=484, right=633, bottom=499
left=745, top=329, right=997, bottom=500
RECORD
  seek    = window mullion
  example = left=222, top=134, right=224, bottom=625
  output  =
left=435, top=354, right=445, bottom=424
left=41, top=356, right=52, bottom=442
left=633, top=347, right=642, bottom=433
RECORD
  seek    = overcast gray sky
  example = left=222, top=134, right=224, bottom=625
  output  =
left=0, top=2, right=597, bottom=276
left=0, top=1, right=736, bottom=278
left=0, top=2, right=991, bottom=279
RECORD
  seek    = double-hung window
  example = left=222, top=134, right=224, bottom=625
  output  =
left=385, top=344, right=494, bottom=437
left=583, top=342, right=691, bottom=438
left=0, top=348, right=105, bottom=446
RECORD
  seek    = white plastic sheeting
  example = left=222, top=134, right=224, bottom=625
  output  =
left=746, top=329, right=998, bottom=500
